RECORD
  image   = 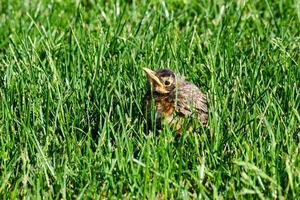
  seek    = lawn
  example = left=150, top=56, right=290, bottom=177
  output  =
left=0, top=0, right=299, bottom=199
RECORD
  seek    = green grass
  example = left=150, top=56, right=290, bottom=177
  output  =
left=0, top=0, right=300, bottom=199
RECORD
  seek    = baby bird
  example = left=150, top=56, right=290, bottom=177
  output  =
left=143, top=68, right=208, bottom=132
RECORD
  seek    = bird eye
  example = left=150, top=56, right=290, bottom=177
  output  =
left=164, top=80, right=170, bottom=86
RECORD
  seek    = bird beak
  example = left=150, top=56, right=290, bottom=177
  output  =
left=143, top=68, right=164, bottom=87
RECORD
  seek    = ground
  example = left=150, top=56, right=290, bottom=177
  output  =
left=0, top=0, right=299, bottom=199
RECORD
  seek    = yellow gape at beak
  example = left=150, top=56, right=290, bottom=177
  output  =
left=143, top=67, right=169, bottom=93
left=143, top=68, right=164, bottom=87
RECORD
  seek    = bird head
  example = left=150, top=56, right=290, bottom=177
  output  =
left=143, top=68, right=176, bottom=94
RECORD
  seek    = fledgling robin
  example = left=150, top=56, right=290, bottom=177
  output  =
left=143, top=68, right=208, bottom=133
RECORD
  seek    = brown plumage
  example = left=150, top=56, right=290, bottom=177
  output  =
left=143, top=68, right=208, bottom=132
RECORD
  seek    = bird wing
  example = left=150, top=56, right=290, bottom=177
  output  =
left=174, top=83, right=208, bottom=123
